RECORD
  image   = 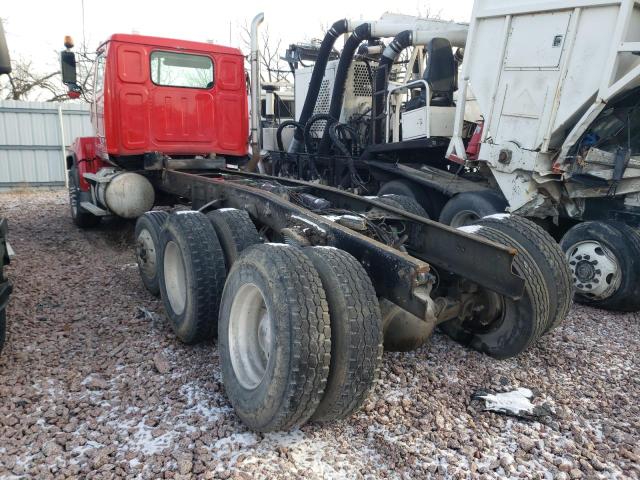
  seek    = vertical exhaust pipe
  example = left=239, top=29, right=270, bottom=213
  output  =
left=372, top=30, right=413, bottom=144
left=247, top=12, right=264, bottom=172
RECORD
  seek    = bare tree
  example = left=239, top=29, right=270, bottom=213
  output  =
left=240, top=23, right=291, bottom=84
left=71, top=41, right=97, bottom=103
left=0, top=57, right=64, bottom=101
left=0, top=43, right=96, bottom=102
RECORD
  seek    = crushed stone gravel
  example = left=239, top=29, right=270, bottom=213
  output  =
left=0, top=190, right=638, bottom=479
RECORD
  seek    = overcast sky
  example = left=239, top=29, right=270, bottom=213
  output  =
left=3, top=0, right=473, bottom=72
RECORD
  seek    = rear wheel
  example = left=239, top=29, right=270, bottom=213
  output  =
left=376, top=194, right=429, bottom=218
left=218, top=244, right=331, bottom=432
left=68, top=166, right=100, bottom=228
left=206, top=209, right=262, bottom=270
left=303, top=247, right=383, bottom=422
left=477, top=215, right=572, bottom=332
left=440, top=219, right=550, bottom=358
left=378, top=179, right=446, bottom=219
left=439, top=190, right=507, bottom=227
left=135, top=211, right=169, bottom=296
left=374, top=194, right=429, bottom=248
left=158, top=211, right=226, bottom=343
left=560, top=221, right=640, bottom=311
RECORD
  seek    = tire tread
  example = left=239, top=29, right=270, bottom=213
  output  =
left=304, top=247, right=383, bottom=422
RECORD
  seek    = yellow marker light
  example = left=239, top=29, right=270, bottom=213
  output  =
left=64, top=36, right=74, bottom=49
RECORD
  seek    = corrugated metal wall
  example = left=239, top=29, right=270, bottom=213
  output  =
left=0, top=100, right=92, bottom=189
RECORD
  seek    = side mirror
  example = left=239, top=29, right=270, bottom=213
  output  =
left=0, top=20, right=11, bottom=75
left=60, top=50, right=77, bottom=84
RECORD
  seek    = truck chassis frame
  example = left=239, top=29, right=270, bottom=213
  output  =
left=155, top=168, right=525, bottom=324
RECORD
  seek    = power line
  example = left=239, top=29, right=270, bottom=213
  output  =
left=81, top=0, right=86, bottom=47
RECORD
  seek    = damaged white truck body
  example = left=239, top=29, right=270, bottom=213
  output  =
left=450, top=0, right=640, bottom=311
left=449, top=0, right=640, bottom=219
left=269, top=0, right=640, bottom=310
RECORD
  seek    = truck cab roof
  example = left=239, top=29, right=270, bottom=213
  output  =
left=100, top=33, right=244, bottom=58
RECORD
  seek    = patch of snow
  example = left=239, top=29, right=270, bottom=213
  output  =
left=457, top=225, right=483, bottom=234
left=217, top=208, right=239, bottom=212
left=484, top=213, right=511, bottom=220
left=291, top=215, right=327, bottom=233
left=122, top=419, right=176, bottom=456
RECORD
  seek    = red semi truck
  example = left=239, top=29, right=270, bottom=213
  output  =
left=60, top=27, right=570, bottom=432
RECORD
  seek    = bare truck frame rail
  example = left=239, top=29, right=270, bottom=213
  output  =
left=158, top=168, right=525, bottom=315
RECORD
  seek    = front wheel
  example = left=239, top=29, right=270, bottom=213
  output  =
left=560, top=221, right=640, bottom=311
left=68, top=166, right=101, bottom=228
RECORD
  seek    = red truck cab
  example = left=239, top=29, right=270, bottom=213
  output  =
left=62, top=34, right=249, bottom=223
left=78, top=34, right=249, bottom=165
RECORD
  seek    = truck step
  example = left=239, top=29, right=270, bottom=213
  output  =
left=80, top=202, right=109, bottom=216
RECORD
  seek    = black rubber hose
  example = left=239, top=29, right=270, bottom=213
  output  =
left=292, top=19, right=349, bottom=150
left=372, top=30, right=413, bottom=145
left=276, top=120, right=304, bottom=152
left=304, top=114, right=334, bottom=154
left=329, top=123, right=351, bottom=157
left=318, top=23, right=372, bottom=154
left=329, top=123, right=366, bottom=189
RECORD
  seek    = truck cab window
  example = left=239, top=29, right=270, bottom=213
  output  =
left=95, top=54, right=105, bottom=92
left=150, top=51, right=214, bottom=89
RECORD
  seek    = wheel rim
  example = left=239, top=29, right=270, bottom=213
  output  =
left=136, top=229, right=157, bottom=279
left=450, top=210, right=480, bottom=227
left=163, top=241, right=187, bottom=314
left=565, top=240, right=621, bottom=300
left=69, top=175, right=79, bottom=218
left=228, top=283, right=273, bottom=390
left=461, top=288, right=506, bottom=334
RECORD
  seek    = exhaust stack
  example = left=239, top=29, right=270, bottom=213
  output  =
left=247, top=12, right=265, bottom=172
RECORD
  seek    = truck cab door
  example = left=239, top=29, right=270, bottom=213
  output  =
left=92, top=53, right=107, bottom=158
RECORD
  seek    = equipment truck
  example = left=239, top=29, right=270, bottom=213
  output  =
left=60, top=14, right=571, bottom=431
left=267, top=0, right=640, bottom=312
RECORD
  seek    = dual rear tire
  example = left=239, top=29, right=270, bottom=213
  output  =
left=134, top=209, right=383, bottom=431
left=220, top=244, right=382, bottom=431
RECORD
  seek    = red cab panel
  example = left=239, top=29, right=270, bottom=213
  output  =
left=94, top=34, right=248, bottom=159
left=69, top=137, right=107, bottom=191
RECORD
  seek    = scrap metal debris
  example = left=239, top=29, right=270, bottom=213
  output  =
left=472, top=387, right=553, bottom=420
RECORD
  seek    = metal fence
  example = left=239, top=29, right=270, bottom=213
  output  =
left=0, top=100, right=92, bottom=190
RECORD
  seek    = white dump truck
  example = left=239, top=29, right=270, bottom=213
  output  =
left=266, top=0, right=640, bottom=311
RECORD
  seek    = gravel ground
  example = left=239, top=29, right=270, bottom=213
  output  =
left=0, top=190, right=638, bottom=480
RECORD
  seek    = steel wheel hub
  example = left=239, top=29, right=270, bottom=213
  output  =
left=163, top=241, right=187, bottom=314
left=228, top=283, right=274, bottom=390
left=136, top=230, right=157, bottom=278
left=69, top=180, right=79, bottom=216
left=450, top=210, right=480, bottom=228
left=566, top=240, right=621, bottom=299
